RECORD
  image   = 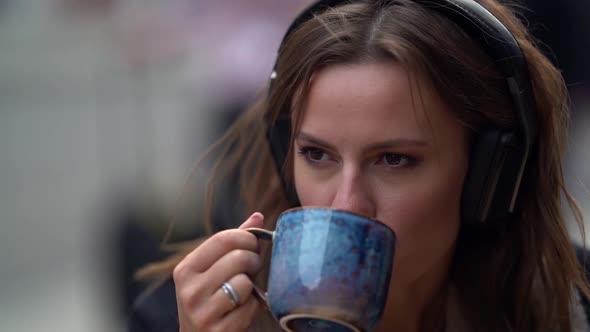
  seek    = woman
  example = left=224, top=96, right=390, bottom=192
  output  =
left=129, top=0, right=590, bottom=331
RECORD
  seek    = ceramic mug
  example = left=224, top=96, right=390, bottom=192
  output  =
left=245, top=207, right=396, bottom=332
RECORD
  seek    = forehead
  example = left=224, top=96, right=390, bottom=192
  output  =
left=297, top=62, right=458, bottom=143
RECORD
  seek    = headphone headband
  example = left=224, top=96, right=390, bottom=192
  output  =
left=266, top=0, right=539, bottom=223
left=274, top=0, right=537, bottom=145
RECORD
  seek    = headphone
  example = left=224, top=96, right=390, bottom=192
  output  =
left=265, top=0, right=538, bottom=224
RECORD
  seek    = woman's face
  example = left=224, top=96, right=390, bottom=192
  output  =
left=293, top=61, right=468, bottom=285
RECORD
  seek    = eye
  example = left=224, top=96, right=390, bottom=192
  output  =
left=297, top=147, right=332, bottom=163
left=379, top=153, right=414, bottom=168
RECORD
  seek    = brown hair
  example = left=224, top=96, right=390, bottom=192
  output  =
left=139, top=0, right=588, bottom=330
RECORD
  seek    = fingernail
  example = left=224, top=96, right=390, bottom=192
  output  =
left=251, top=212, right=264, bottom=220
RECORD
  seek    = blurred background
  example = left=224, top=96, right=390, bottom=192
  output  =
left=0, top=0, right=587, bottom=331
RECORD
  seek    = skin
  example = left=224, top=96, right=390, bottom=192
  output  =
left=174, top=212, right=264, bottom=332
left=173, top=61, right=469, bottom=332
left=293, top=62, right=468, bottom=331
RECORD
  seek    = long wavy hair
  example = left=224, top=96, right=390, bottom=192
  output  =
left=139, top=0, right=589, bottom=330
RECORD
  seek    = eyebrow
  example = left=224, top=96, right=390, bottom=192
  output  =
left=295, top=132, right=429, bottom=151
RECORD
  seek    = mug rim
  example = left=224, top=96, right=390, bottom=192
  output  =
left=278, top=206, right=395, bottom=238
left=279, top=312, right=362, bottom=332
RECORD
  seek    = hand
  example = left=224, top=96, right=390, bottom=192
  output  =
left=173, top=212, right=265, bottom=332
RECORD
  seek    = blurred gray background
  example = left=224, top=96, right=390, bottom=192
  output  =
left=0, top=0, right=587, bottom=331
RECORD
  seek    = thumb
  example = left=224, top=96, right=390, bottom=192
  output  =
left=239, top=212, right=265, bottom=230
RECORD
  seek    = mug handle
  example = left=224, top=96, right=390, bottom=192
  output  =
left=244, top=227, right=274, bottom=310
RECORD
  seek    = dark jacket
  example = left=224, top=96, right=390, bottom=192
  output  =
left=128, top=278, right=179, bottom=332
left=128, top=247, right=590, bottom=332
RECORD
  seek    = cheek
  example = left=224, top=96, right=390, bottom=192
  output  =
left=378, top=164, right=466, bottom=281
left=293, top=161, right=334, bottom=206
left=381, top=184, right=462, bottom=243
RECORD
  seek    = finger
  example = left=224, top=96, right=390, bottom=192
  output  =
left=176, top=220, right=260, bottom=274
left=239, top=212, right=264, bottom=230
left=201, top=249, right=262, bottom=291
left=213, top=296, right=261, bottom=332
left=204, top=273, right=255, bottom=318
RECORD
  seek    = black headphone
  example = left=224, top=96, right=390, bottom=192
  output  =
left=265, top=0, right=538, bottom=224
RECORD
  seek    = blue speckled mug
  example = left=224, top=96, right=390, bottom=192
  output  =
left=245, top=207, right=396, bottom=332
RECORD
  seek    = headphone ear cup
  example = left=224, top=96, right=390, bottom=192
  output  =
left=462, top=130, right=524, bottom=224
left=266, top=118, right=301, bottom=206
left=462, top=130, right=501, bottom=224
left=266, top=118, right=290, bottom=177
left=461, top=130, right=502, bottom=224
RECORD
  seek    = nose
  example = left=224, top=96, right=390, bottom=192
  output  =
left=330, top=166, right=376, bottom=218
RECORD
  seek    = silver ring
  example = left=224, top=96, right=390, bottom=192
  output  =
left=221, top=282, right=240, bottom=307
